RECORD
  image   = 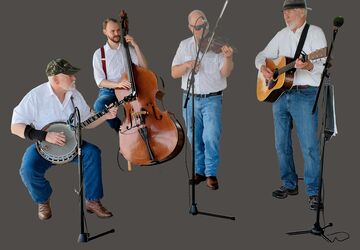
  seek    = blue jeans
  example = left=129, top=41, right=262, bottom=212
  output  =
left=93, top=88, right=121, bottom=131
left=19, top=142, right=104, bottom=204
left=272, top=87, right=320, bottom=196
left=182, top=93, right=223, bottom=177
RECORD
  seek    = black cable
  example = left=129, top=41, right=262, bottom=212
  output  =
left=320, top=180, right=350, bottom=243
left=325, top=231, right=350, bottom=243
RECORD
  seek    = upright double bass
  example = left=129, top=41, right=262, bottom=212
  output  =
left=115, top=10, right=184, bottom=166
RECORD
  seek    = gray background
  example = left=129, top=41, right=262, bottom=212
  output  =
left=1, top=0, right=358, bottom=249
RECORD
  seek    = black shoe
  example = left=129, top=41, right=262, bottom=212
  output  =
left=189, top=174, right=206, bottom=185
left=309, top=196, right=324, bottom=211
left=272, top=186, right=298, bottom=199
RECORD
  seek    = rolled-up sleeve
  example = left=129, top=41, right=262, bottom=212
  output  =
left=93, top=49, right=105, bottom=87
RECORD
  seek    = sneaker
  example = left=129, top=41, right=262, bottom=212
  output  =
left=309, top=196, right=324, bottom=211
left=272, top=185, right=298, bottom=199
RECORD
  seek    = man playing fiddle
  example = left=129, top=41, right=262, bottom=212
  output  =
left=171, top=10, right=234, bottom=190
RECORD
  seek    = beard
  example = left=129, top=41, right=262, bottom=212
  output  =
left=109, top=35, right=120, bottom=44
left=286, top=18, right=300, bottom=30
left=287, top=22, right=297, bottom=30
left=60, top=81, right=76, bottom=91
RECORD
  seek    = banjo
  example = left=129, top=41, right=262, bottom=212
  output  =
left=36, top=101, right=119, bottom=164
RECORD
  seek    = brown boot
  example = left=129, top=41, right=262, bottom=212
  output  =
left=189, top=174, right=207, bottom=185
left=38, top=200, right=52, bottom=220
left=206, top=176, right=219, bottom=190
left=86, top=200, right=113, bottom=218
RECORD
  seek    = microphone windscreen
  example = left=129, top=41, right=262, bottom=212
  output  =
left=333, top=16, right=344, bottom=28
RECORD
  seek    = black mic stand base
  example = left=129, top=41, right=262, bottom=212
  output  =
left=189, top=203, right=235, bottom=220
left=78, top=229, right=115, bottom=243
left=287, top=222, right=333, bottom=242
left=78, top=233, right=90, bottom=243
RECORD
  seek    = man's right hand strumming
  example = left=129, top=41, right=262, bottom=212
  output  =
left=260, top=65, right=273, bottom=80
left=46, top=132, right=66, bottom=146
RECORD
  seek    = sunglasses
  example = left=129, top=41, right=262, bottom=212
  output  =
left=189, top=23, right=208, bottom=31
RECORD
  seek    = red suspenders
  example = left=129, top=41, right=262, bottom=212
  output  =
left=100, top=46, right=107, bottom=80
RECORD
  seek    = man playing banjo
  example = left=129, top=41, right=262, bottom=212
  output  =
left=11, top=58, right=117, bottom=220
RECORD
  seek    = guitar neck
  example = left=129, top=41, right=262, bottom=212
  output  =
left=277, top=47, right=327, bottom=75
left=278, top=60, right=296, bottom=75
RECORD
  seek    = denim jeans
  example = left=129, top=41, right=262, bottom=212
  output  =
left=182, top=93, right=223, bottom=177
left=93, top=88, right=121, bottom=131
left=272, top=87, right=320, bottom=196
left=19, top=141, right=104, bottom=204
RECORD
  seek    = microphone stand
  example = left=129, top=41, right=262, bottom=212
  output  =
left=73, top=107, right=115, bottom=243
left=184, top=0, right=235, bottom=221
left=286, top=19, right=343, bottom=242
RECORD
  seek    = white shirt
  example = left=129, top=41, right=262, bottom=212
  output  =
left=255, top=23, right=327, bottom=87
left=172, top=37, right=226, bottom=94
left=93, top=42, right=139, bottom=86
left=11, top=82, right=92, bottom=130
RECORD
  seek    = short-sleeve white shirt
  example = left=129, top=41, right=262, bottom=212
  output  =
left=11, top=82, right=92, bottom=130
left=172, top=37, right=227, bottom=94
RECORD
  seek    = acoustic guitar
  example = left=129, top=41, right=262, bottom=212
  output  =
left=256, top=47, right=327, bottom=103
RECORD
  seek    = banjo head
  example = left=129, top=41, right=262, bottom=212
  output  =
left=36, top=122, right=77, bottom=164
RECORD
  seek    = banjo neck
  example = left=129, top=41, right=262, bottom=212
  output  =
left=79, top=100, right=121, bottom=129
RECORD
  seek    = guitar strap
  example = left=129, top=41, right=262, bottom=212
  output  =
left=292, top=23, right=310, bottom=69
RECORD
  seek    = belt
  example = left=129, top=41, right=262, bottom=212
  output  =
left=185, top=90, right=223, bottom=98
left=292, top=85, right=310, bottom=90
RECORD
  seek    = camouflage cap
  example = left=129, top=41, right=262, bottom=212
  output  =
left=46, top=58, right=80, bottom=76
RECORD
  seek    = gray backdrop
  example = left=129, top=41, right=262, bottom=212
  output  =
left=1, top=0, right=358, bottom=249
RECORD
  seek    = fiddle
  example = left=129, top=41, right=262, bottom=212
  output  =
left=199, top=36, right=237, bottom=54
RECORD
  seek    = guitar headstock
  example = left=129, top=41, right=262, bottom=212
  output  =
left=308, top=47, right=327, bottom=61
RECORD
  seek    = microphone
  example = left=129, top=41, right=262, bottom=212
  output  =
left=333, top=16, right=344, bottom=29
left=194, top=17, right=208, bottom=31
left=67, top=110, right=76, bottom=129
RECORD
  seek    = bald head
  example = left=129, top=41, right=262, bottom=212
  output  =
left=188, top=10, right=207, bottom=24
left=187, top=9, right=209, bottom=40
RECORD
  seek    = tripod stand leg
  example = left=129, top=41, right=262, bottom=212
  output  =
left=197, top=211, right=235, bottom=220
left=321, top=233, right=332, bottom=243
left=287, top=229, right=312, bottom=236
left=88, top=229, right=115, bottom=242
